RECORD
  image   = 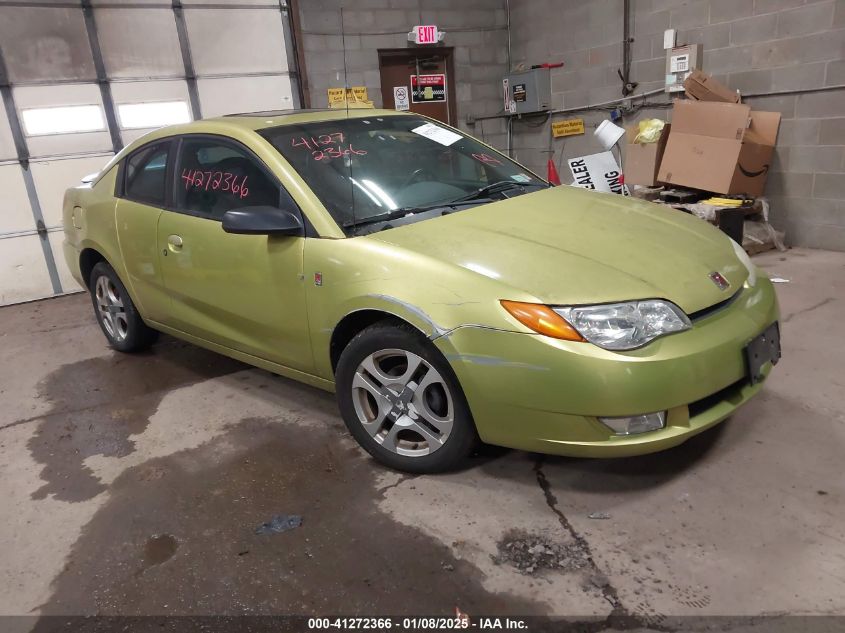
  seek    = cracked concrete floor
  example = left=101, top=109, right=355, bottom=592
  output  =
left=0, top=247, right=843, bottom=628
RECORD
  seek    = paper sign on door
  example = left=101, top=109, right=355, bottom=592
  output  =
left=393, top=86, right=410, bottom=111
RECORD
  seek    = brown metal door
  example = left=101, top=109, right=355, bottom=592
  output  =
left=378, top=48, right=456, bottom=125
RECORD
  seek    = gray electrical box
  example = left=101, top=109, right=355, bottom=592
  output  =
left=504, top=68, right=551, bottom=115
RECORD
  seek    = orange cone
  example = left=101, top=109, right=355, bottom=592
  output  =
left=547, top=158, right=561, bottom=186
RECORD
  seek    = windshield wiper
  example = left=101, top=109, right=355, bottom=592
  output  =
left=344, top=198, right=492, bottom=230
left=343, top=203, right=452, bottom=230
left=450, top=180, right=533, bottom=203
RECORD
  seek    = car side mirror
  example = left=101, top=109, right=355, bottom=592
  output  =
left=221, top=206, right=303, bottom=236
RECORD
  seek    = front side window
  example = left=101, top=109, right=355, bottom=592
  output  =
left=175, top=138, right=279, bottom=220
left=124, top=142, right=169, bottom=206
left=260, top=115, right=545, bottom=235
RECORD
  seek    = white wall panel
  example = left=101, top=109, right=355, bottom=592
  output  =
left=0, top=234, right=53, bottom=306
left=197, top=75, right=294, bottom=118
left=0, top=6, right=96, bottom=83
left=111, top=79, right=191, bottom=143
left=30, top=156, right=113, bottom=228
left=185, top=9, right=288, bottom=75
left=90, top=0, right=168, bottom=6
left=96, top=8, right=183, bottom=79
left=0, top=165, right=35, bottom=234
left=182, top=0, right=277, bottom=4
left=111, top=78, right=190, bottom=104
left=14, top=84, right=112, bottom=156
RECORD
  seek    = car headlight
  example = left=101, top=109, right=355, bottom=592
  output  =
left=731, top=238, right=757, bottom=287
left=553, top=300, right=691, bottom=350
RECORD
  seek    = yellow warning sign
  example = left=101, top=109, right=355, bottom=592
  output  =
left=327, top=86, right=369, bottom=105
left=552, top=118, right=585, bottom=138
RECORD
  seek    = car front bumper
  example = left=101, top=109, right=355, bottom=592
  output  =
left=434, top=277, right=780, bottom=457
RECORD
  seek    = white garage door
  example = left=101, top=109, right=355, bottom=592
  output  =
left=0, top=0, right=300, bottom=306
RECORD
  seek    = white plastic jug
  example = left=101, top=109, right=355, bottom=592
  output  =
left=594, top=120, right=625, bottom=150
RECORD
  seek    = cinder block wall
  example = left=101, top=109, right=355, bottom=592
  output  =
left=296, top=0, right=508, bottom=139
left=503, top=0, right=845, bottom=251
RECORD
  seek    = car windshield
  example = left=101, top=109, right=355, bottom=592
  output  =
left=260, top=115, right=546, bottom=235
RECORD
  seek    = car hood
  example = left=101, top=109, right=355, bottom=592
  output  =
left=367, top=186, right=748, bottom=314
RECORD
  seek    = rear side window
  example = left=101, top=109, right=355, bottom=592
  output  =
left=124, top=142, right=169, bottom=206
left=175, top=138, right=279, bottom=220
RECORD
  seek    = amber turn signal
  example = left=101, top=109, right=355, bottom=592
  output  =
left=500, top=300, right=585, bottom=341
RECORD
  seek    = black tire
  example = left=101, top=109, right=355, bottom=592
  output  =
left=336, top=320, right=478, bottom=473
left=89, top=261, right=158, bottom=353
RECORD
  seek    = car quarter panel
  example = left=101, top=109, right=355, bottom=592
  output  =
left=62, top=168, right=127, bottom=291
left=433, top=276, right=779, bottom=447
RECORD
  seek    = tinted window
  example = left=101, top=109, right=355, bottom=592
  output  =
left=124, top=143, right=169, bottom=206
left=176, top=138, right=279, bottom=220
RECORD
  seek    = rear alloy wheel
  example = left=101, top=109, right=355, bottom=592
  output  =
left=336, top=322, right=477, bottom=473
left=94, top=274, right=129, bottom=343
left=89, top=261, right=158, bottom=353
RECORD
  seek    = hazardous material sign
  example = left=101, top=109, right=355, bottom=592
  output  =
left=552, top=118, right=585, bottom=138
left=567, top=151, right=629, bottom=195
left=411, top=74, right=446, bottom=103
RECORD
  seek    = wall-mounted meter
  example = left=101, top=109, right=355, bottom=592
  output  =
left=503, top=68, right=551, bottom=115
left=665, top=44, right=702, bottom=93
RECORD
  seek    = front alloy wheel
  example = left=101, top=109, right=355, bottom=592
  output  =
left=336, top=322, right=477, bottom=473
left=352, top=348, right=454, bottom=457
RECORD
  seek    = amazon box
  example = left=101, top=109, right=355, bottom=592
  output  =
left=658, top=100, right=780, bottom=196
left=683, top=69, right=740, bottom=103
left=624, top=123, right=670, bottom=187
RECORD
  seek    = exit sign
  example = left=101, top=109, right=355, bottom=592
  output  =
left=414, top=25, right=439, bottom=45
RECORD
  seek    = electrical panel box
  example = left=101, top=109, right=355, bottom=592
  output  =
left=503, top=68, right=551, bottom=115
left=665, top=43, right=702, bottom=93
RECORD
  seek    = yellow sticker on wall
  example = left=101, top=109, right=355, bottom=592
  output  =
left=552, top=118, right=585, bottom=138
left=327, top=87, right=369, bottom=105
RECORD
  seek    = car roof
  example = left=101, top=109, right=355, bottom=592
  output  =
left=94, top=107, right=421, bottom=192
left=205, top=108, right=411, bottom=131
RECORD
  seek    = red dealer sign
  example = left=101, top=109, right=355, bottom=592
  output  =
left=414, top=25, right=438, bottom=45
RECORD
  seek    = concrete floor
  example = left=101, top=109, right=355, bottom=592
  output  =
left=1, top=247, right=843, bottom=629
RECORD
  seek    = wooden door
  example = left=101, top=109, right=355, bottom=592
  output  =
left=378, top=48, right=457, bottom=125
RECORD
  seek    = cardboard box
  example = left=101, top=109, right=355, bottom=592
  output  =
left=658, top=100, right=780, bottom=197
left=683, top=69, right=740, bottom=103
left=623, top=123, right=670, bottom=187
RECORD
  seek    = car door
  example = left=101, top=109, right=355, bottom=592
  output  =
left=114, top=139, right=174, bottom=323
left=157, top=134, right=312, bottom=372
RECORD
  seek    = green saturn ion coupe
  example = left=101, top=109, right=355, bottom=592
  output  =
left=63, top=108, right=781, bottom=473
